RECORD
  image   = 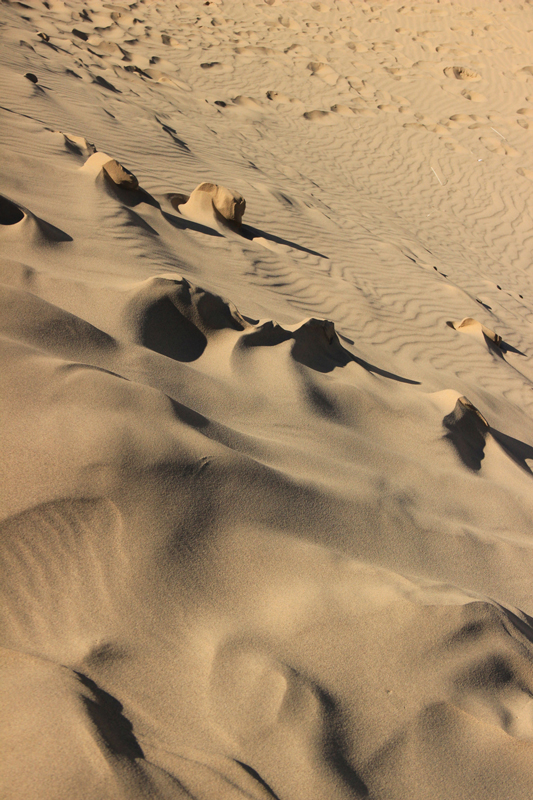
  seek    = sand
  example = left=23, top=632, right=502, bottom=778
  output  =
left=1, top=0, right=533, bottom=797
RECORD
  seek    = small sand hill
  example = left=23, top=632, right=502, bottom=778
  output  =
left=2, top=0, right=533, bottom=799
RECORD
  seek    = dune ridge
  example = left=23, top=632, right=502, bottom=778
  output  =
left=2, top=0, right=533, bottom=798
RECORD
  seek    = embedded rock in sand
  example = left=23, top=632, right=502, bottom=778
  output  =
left=443, top=396, right=489, bottom=471
left=81, top=152, right=139, bottom=191
left=449, top=317, right=502, bottom=346
left=179, top=182, right=246, bottom=226
left=102, top=159, right=139, bottom=190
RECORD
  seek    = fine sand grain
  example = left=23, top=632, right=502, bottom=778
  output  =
left=2, top=1, right=533, bottom=798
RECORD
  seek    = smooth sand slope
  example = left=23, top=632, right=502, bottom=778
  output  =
left=2, top=0, right=533, bottom=798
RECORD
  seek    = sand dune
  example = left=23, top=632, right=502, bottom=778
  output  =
left=2, top=0, right=533, bottom=798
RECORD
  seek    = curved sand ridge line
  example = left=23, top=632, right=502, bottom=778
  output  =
left=2, top=0, right=533, bottom=797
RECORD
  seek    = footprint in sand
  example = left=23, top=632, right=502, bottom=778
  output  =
left=357, top=82, right=377, bottom=99
left=414, top=30, right=441, bottom=43
left=372, top=40, right=403, bottom=52
left=200, top=61, right=232, bottom=74
left=443, top=139, right=470, bottom=153
left=438, top=46, right=481, bottom=58
left=330, top=104, right=354, bottom=116
left=377, top=104, right=399, bottom=114
left=384, top=66, right=409, bottom=80
left=90, top=41, right=124, bottom=58
left=449, top=114, right=473, bottom=125
left=303, top=110, right=335, bottom=124
left=351, top=108, right=377, bottom=117
left=444, top=66, right=482, bottom=81
left=161, top=34, right=188, bottom=49
left=285, top=43, right=311, bottom=57
left=461, top=89, right=486, bottom=102
left=412, top=60, right=445, bottom=78
left=278, top=15, right=300, bottom=32
left=431, top=123, right=454, bottom=136
left=479, top=137, right=519, bottom=157
left=307, top=61, right=339, bottom=86
left=391, top=94, right=411, bottom=107
left=232, top=95, right=263, bottom=110
left=346, top=41, right=368, bottom=53
left=515, top=66, right=533, bottom=81
left=266, top=91, right=301, bottom=106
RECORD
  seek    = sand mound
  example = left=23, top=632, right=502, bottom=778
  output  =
left=0, top=194, right=71, bottom=243
left=0, top=194, right=25, bottom=225
left=448, top=317, right=502, bottom=346
left=125, top=275, right=246, bottom=360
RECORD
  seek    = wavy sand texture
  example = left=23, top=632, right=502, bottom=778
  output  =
left=1, top=0, right=533, bottom=798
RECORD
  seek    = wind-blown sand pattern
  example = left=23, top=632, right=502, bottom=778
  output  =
left=2, top=0, right=533, bottom=798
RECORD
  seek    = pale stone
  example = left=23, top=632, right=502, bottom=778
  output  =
left=191, top=182, right=245, bottom=225
left=102, top=159, right=139, bottom=190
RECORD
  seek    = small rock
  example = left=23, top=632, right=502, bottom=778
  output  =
left=196, top=182, right=245, bottom=225
left=24, top=73, right=38, bottom=84
left=37, top=31, right=49, bottom=42
left=102, top=159, right=139, bottom=190
left=176, top=182, right=246, bottom=228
